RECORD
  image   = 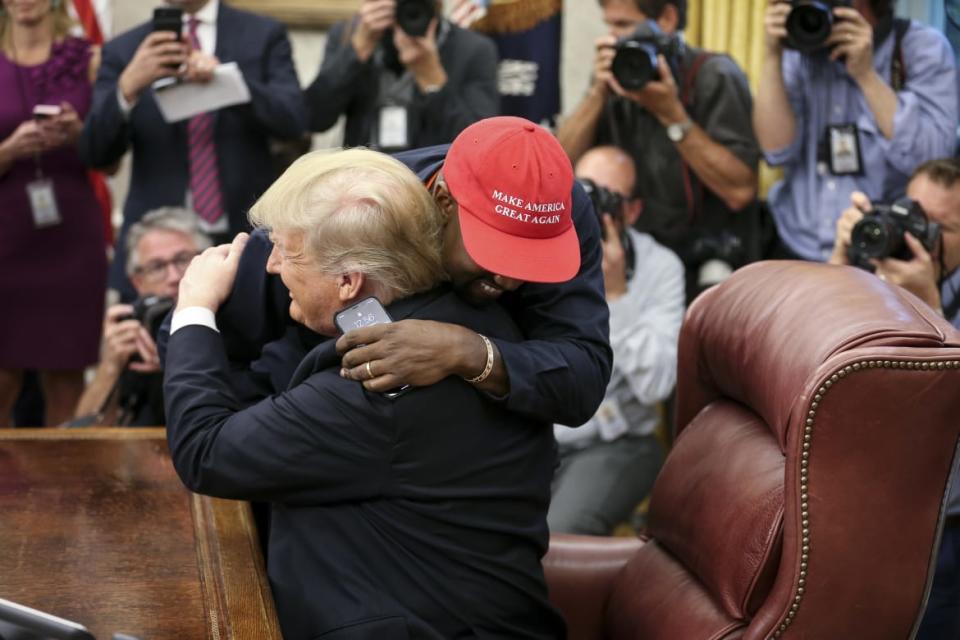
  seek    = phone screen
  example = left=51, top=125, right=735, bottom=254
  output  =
left=334, top=297, right=393, bottom=334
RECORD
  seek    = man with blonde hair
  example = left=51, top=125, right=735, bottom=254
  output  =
left=163, top=148, right=566, bottom=639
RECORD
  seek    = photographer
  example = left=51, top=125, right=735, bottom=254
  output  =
left=829, top=158, right=960, bottom=640
left=556, top=0, right=760, bottom=301
left=75, top=209, right=209, bottom=425
left=304, top=0, right=499, bottom=150
left=550, top=146, right=684, bottom=535
left=756, top=0, right=957, bottom=262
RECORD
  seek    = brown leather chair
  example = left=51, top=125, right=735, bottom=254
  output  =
left=545, top=261, right=960, bottom=640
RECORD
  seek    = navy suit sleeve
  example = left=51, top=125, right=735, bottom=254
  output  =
left=241, top=21, right=307, bottom=139
left=494, top=182, right=612, bottom=427
left=78, top=37, right=135, bottom=169
left=304, top=21, right=367, bottom=133
left=164, top=325, right=391, bottom=504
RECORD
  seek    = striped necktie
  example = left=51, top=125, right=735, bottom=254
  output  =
left=186, top=16, right=224, bottom=225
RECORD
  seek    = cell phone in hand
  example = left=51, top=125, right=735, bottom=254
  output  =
left=152, top=7, right=183, bottom=39
left=334, top=296, right=393, bottom=334
left=32, top=104, right=62, bottom=120
left=333, top=297, right=410, bottom=399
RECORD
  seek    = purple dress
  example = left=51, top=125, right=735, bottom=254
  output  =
left=0, top=37, right=107, bottom=369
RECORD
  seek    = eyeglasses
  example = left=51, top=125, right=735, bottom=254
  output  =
left=133, top=251, right=197, bottom=282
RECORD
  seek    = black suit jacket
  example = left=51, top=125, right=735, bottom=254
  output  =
left=164, top=289, right=565, bottom=640
left=305, top=19, right=499, bottom=148
left=79, top=4, right=307, bottom=294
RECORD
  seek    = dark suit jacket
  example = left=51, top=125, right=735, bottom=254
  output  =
left=305, top=19, right=499, bottom=148
left=157, top=144, right=613, bottom=427
left=164, top=288, right=565, bottom=640
left=79, top=4, right=307, bottom=294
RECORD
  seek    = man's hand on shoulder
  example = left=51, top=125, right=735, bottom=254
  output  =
left=336, top=320, right=490, bottom=392
left=177, top=233, right=249, bottom=313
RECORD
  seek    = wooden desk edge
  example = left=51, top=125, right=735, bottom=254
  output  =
left=0, top=427, right=283, bottom=639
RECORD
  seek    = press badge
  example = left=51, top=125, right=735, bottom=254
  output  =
left=595, top=399, right=629, bottom=442
left=26, top=179, right=62, bottom=228
left=827, top=123, right=863, bottom=176
left=378, top=105, right=409, bottom=149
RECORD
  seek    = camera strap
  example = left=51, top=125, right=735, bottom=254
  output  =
left=678, top=51, right=712, bottom=222
left=891, top=18, right=910, bottom=92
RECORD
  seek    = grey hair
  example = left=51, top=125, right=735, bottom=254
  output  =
left=125, top=208, right=212, bottom=276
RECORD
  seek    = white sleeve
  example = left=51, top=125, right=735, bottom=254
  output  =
left=171, top=307, right=219, bottom=335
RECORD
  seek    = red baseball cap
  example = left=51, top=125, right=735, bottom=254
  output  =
left=443, top=116, right=579, bottom=284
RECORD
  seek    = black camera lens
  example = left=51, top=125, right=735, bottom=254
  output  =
left=850, top=218, right=895, bottom=260
left=785, top=1, right=834, bottom=52
left=611, top=41, right=659, bottom=91
left=396, top=0, right=435, bottom=37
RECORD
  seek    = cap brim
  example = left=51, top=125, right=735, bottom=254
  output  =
left=457, top=205, right=581, bottom=284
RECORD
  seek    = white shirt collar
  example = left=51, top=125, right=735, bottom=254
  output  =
left=184, top=0, right=219, bottom=26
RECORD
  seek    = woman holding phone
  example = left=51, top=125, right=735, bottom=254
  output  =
left=0, top=0, right=107, bottom=426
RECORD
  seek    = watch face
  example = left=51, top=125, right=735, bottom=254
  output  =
left=667, top=123, right=683, bottom=142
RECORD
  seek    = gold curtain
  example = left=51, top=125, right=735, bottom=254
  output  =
left=685, top=0, right=780, bottom=196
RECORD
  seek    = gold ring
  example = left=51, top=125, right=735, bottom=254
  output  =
left=366, top=361, right=374, bottom=380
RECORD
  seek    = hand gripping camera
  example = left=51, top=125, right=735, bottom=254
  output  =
left=396, top=0, right=435, bottom=37
left=610, top=20, right=682, bottom=91
left=847, top=197, right=941, bottom=271
left=783, top=0, right=853, bottom=52
left=579, top=178, right=636, bottom=281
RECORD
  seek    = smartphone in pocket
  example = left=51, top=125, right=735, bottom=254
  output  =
left=333, top=297, right=410, bottom=399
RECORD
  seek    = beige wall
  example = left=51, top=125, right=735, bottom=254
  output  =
left=103, top=0, right=606, bottom=216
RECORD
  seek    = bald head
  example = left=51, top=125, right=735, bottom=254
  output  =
left=575, top=146, right=637, bottom=200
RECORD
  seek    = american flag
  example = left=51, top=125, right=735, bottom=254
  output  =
left=449, top=0, right=489, bottom=29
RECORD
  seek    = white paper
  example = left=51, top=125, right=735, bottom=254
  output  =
left=154, top=62, right=251, bottom=123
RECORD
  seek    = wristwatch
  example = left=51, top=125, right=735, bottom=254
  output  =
left=666, top=119, right=694, bottom=143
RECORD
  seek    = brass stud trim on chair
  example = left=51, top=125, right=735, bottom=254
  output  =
left=768, top=357, right=947, bottom=639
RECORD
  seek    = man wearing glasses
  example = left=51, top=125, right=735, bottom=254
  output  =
left=75, top=208, right=210, bottom=425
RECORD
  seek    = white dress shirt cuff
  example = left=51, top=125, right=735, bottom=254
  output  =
left=171, top=307, right=219, bottom=335
left=116, top=86, right=136, bottom=118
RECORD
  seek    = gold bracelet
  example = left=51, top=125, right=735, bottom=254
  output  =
left=465, top=334, right=494, bottom=385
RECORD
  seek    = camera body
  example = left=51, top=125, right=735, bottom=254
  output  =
left=579, top=178, right=625, bottom=240
left=396, top=0, right=436, bottom=37
left=783, top=0, right=853, bottom=53
left=611, top=20, right=682, bottom=91
left=130, top=295, right=175, bottom=340
left=579, top=178, right=636, bottom=281
left=847, top=197, right=941, bottom=271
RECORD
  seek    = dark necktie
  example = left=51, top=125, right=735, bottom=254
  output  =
left=186, top=16, right=224, bottom=225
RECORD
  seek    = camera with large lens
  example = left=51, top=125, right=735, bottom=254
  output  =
left=783, top=0, right=852, bottom=53
left=610, top=20, right=682, bottom=91
left=579, top=178, right=624, bottom=239
left=131, top=295, right=175, bottom=340
left=579, top=178, right=636, bottom=280
left=396, top=0, right=435, bottom=37
left=847, top=197, right=941, bottom=271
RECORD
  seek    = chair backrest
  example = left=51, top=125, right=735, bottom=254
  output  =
left=603, top=261, right=960, bottom=639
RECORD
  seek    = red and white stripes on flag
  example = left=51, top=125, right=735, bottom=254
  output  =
left=69, top=0, right=111, bottom=43
left=449, top=0, right=489, bottom=29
